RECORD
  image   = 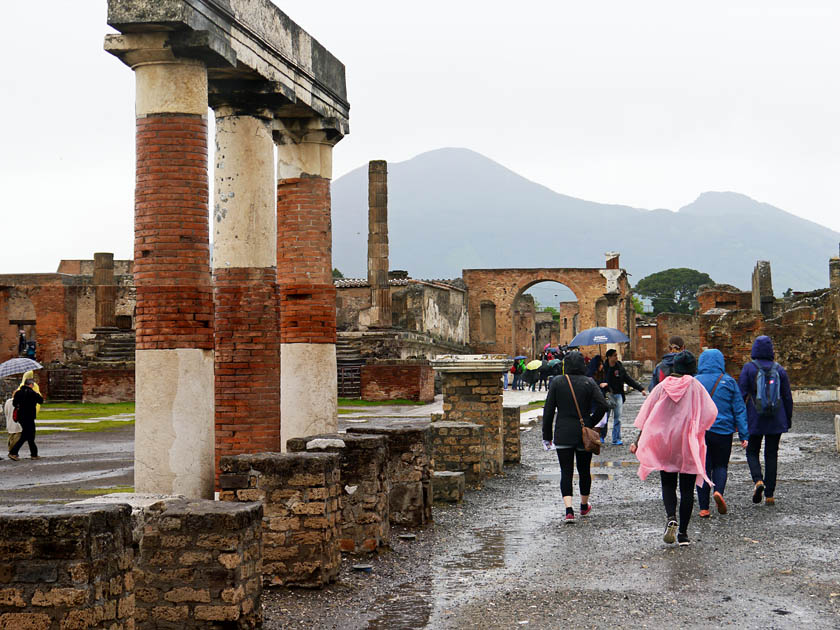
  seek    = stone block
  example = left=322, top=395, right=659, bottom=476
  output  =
left=432, top=471, right=465, bottom=503
left=502, top=405, right=522, bottom=464
left=430, top=421, right=485, bottom=486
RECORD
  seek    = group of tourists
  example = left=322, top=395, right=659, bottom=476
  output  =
left=3, top=370, right=44, bottom=461
left=542, top=334, right=793, bottom=546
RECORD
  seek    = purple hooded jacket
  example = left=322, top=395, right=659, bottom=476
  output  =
left=737, top=336, right=793, bottom=435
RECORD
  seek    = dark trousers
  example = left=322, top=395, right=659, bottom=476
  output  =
left=746, top=433, right=781, bottom=498
left=9, top=419, right=37, bottom=457
left=697, top=431, right=733, bottom=510
left=660, top=471, right=695, bottom=534
left=556, top=448, right=592, bottom=498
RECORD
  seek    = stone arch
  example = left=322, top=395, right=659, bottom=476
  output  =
left=463, top=267, right=631, bottom=357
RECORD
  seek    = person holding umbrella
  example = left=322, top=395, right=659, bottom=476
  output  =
left=600, top=349, right=647, bottom=445
left=9, top=372, right=44, bottom=461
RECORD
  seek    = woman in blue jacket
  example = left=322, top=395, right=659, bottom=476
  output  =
left=738, top=336, right=793, bottom=505
left=694, top=349, right=748, bottom=516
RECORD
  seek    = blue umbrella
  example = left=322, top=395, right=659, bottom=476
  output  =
left=0, top=357, right=42, bottom=379
left=569, top=326, right=630, bottom=346
left=513, top=355, right=527, bottom=360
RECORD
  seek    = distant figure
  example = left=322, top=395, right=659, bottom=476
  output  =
left=25, top=340, right=36, bottom=360
left=631, top=351, right=717, bottom=546
left=694, top=349, right=748, bottom=517
left=9, top=376, right=44, bottom=461
left=18, top=331, right=26, bottom=355
left=600, top=349, right=646, bottom=445
left=738, top=336, right=793, bottom=506
left=649, top=336, right=686, bottom=391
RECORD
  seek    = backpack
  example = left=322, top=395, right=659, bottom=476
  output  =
left=751, top=359, right=781, bottom=417
left=657, top=362, right=672, bottom=383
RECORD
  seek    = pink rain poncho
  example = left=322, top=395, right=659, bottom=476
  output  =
left=633, top=375, right=718, bottom=487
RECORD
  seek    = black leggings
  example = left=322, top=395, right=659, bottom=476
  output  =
left=556, top=448, right=592, bottom=497
left=660, top=471, right=695, bottom=534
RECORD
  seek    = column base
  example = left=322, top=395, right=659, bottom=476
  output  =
left=280, top=343, right=337, bottom=450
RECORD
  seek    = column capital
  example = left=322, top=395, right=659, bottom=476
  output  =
left=272, top=117, right=343, bottom=179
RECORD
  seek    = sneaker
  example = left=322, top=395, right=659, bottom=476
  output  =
left=580, top=503, right=592, bottom=517
left=765, top=497, right=775, bottom=506
left=663, top=519, right=678, bottom=544
left=699, top=509, right=710, bottom=518
left=599, top=437, right=605, bottom=444
left=677, top=533, right=691, bottom=546
left=613, top=440, right=624, bottom=446
left=713, top=491, right=727, bottom=514
left=752, top=481, right=765, bottom=504
left=565, top=512, right=576, bottom=524
left=8, top=454, right=19, bottom=461
left=30, top=455, right=42, bottom=460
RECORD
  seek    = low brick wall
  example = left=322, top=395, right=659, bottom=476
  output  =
left=432, top=471, right=465, bottom=503
left=430, top=421, right=485, bottom=486
left=286, top=434, right=390, bottom=553
left=82, top=368, right=135, bottom=403
left=502, top=405, right=521, bottom=464
left=440, top=371, right=504, bottom=474
left=133, top=498, right=263, bottom=628
left=360, top=361, right=435, bottom=402
left=346, top=424, right=433, bottom=528
left=219, top=452, right=341, bottom=588
left=0, top=503, right=134, bottom=629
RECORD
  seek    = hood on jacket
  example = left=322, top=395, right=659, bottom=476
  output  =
left=660, top=374, right=694, bottom=402
left=564, top=352, right=586, bottom=375
left=697, top=349, right=725, bottom=375
left=751, top=335, right=775, bottom=360
left=659, top=352, right=677, bottom=365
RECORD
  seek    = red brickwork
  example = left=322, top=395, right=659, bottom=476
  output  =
left=655, top=313, right=700, bottom=356
left=697, top=289, right=752, bottom=313
left=29, top=286, right=73, bottom=365
left=134, top=114, right=213, bottom=350
left=82, top=369, right=135, bottom=403
left=278, top=284, right=336, bottom=344
left=360, top=362, right=434, bottom=402
left=276, top=177, right=333, bottom=285
left=213, top=266, right=281, bottom=486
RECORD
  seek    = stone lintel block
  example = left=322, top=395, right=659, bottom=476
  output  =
left=220, top=451, right=339, bottom=482
left=431, top=354, right=510, bottom=374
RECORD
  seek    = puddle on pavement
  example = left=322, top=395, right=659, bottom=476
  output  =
left=530, top=472, right=615, bottom=481
left=364, top=579, right=432, bottom=629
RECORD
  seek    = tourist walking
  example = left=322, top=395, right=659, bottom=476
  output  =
left=738, top=336, right=793, bottom=506
left=630, top=351, right=717, bottom=546
left=9, top=374, right=44, bottom=461
left=599, top=349, right=646, bottom=445
left=649, top=335, right=685, bottom=391
left=694, top=349, right=748, bottom=517
left=542, top=351, right=611, bottom=523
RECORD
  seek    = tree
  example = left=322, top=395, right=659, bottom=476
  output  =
left=631, top=295, right=646, bottom=315
left=332, top=268, right=344, bottom=279
left=633, top=268, right=714, bottom=315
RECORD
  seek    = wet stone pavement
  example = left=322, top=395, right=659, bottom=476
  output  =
left=266, top=394, right=840, bottom=629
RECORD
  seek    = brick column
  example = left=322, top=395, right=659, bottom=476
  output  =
left=274, top=119, right=342, bottom=448
left=367, top=160, right=391, bottom=327
left=93, top=252, right=116, bottom=329
left=106, top=34, right=215, bottom=498
left=212, top=106, right=280, bottom=485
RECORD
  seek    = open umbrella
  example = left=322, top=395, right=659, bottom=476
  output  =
left=547, top=359, right=561, bottom=367
left=569, top=326, right=630, bottom=347
left=513, top=355, right=527, bottom=360
left=0, top=357, right=42, bottom=379
left=526, top=359, right=543, bottom=370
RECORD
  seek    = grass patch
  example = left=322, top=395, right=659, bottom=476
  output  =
left=337, top=398, right=426, bottom=407
left=75, top=485, right=134, bottom=496
left=38, top=402, right=135, bottom=421
left=524, top=400, right=546, bottom=411
left=39, top=419, right=135, bottom=435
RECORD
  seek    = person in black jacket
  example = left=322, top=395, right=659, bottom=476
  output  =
left=9, top=378, right=44, bottom=461
left=542, top=352, right=611, bottom=523
left=599, top=349, right=647, bottom=445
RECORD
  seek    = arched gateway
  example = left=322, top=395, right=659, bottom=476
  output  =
left=464, top=255, right=633, bottom=357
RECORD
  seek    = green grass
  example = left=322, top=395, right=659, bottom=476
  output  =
left=75, top=485, right=134, bottom=496
left=337, top=398, right=426, bottom=407
left=524, top=400, right=546, bottom=411
left=30, top=402, right=135, bottom=434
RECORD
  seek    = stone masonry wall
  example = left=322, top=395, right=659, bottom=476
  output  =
left=82, top=369, right=135, bottom=403
left=219, top=452, right=341, bottom=588
left=0, top=504, right=134, bottom=630
left=360, top=361, right=434, bottom=402
left=503, top=405, right=521, bottom=464
left=133, top=498, right=262, bottom=629
left=430, top=421, right=485, bottom=486
left=286, top=434, right=389, bottom=553
left=347, top=424, right=433, bottom=528
left=655, top=312, right=700, bottom=355
left=440, top=371, right=504, bottom=475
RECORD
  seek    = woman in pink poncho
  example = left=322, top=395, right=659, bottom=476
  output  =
left=630, top=351, right=717, bottom=546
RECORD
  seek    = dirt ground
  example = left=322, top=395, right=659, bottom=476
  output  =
left=265, top=396, right=840, bottom=629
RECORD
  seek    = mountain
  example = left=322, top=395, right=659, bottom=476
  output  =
left=331, top=148, right=839, bottom=293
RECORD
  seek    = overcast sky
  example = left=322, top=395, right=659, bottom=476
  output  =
left=2, top=1, right=839, bottom=274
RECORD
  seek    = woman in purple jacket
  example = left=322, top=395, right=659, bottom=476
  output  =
left=738, top=336, right=793, bottom=505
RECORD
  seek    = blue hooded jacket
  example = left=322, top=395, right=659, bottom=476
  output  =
left=695, top=349, right=748, bottom=440
left=737, top=336, right=793, bottom=435
left=648, top=352, right=677, bottom=391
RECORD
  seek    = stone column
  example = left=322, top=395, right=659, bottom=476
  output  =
left=367, top=160, right=391, bottom=327
left=431, top=354, right=509, bottom=476
left=830, top=254, right=840, bottom=290
left=106, top=34, right=215, bottom=498
left=211, top=105, right=281, bottom=484
left=274, top=118, right=342, bottom=448
left=93, top=252, right=116, bottom=329
left=752, top=260, right=774, bottom=318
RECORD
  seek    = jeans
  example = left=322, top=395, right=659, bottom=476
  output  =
left=599, top=393, right=623, bottom=443
left=660, top=471, right=695, bottom=534
left=503, top=373, right=509, bottom=389
left=556, top=448, right=593, bottom=497
left=697, top=431, right=733, bottom=510
left=746, top=433, right=782, bottom=498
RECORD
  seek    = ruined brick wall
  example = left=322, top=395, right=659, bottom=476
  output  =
left=503, top=405, right=521, bottom=464
left=220, top=452, right=341, bottom=588
left=634, top=323, right=658, bottom=365
left=465, top=267, right=629, bottom=356
left=336, top=286, right=370, bottom=331
left=82, top=369, right=135, bottom=403
left=557, top=301, right=580, bottom=346
left=391, top=283, right=469, bottom=345
left=655, top=312, right=700, bottom=356
left=430, top=421, right=484, bottom=485
left=360, top=361, right=434, bottom=402
left=0, top=504, right=134, bottom=629
left=697, top=287, right=752, bottom=313
left=75, top=286, right=96, bottom=339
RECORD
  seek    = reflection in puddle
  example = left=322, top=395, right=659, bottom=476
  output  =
left=365, top=579, right=432, bottom=629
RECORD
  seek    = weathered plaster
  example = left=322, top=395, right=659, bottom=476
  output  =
left=280, top=343, right=337, bottom=450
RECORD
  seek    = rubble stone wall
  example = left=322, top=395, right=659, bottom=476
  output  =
left=503, top=405, right=521, bottom=464
left=655, top=312, right=700, bottom=355
left=360, top=361, right=434, bottom=402
left=219, top=452, right=341, bottom=587
left=82, top=368, right=135, bottom=403
left=430, top=421, right=485, bottom=486
left=0, top=504, right=134, bottom=629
